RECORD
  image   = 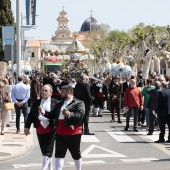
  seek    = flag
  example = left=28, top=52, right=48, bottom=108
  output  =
left=2, top=26, right=14, bottom=46
left=25, top=0, right=37, bottom=25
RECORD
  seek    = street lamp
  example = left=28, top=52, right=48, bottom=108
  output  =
left=16, top=0, right=21, bottom=76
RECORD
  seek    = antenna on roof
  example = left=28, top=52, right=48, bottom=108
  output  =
left=63, top=4, right=65, bottom=11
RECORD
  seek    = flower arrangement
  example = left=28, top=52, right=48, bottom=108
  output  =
left=105, top=62, right=134, bottom=77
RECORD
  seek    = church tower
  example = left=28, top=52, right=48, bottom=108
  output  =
left=51, top=8, right=74, bottom=43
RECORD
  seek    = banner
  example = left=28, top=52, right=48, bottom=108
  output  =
left=25, top=0, right=37, bottom=25
left=25, top=0, right=30, bottom=25
left=2, top=26, right=14, bottom=46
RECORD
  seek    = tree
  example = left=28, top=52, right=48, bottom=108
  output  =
left=0, top=0, right=15, bottom=61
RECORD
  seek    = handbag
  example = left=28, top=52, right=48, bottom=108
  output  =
left=4, top=102, right=14, bottom=111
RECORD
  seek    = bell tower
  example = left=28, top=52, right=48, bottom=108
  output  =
left=51, top=8, right=74, bottom=43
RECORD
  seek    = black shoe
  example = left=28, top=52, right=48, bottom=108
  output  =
left=84, top=132, right=95, bottom=135
left=97, top=115, right=102, bottom=117
left=155, top=139, right=165, bottom=143
left=166, top=140, right=170, bottom=143
left=110, top=119, right=115, bottom=123
left=118, top=120, right=122, bottom=123
left=1, top=132, right=4, bottom=135
left=133, top=129, right=138, bottom=132
left=124, top=127, right=128, bottom=131
left=147, top=132, right=153, bottom=135
left=16, top=129, right=20, bottom=133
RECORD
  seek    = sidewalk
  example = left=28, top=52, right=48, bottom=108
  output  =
left=0, top=114, right=34, bottom=162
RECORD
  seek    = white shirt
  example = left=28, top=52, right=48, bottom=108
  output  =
left=38, top=98, right=51, bottom=128
left=59, top=97, right=73, bottom=120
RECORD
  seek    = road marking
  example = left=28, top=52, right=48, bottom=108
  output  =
left=121, top=158, right=159, bottom=163
left=13, top=163, right=41, bottom=168
left=82, top=144, right=127, bottom=158
left=68, top=160, right=106, bottom=165
left=81, top=135, right=100, bottom=142
left=105, top=129, right=135, bottom=142
left=137, top=131, right=168, bottom=142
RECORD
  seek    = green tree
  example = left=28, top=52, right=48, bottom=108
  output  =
left=0, top=0, right=15, bottom=61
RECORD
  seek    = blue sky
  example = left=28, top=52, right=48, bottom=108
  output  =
left=11, top=0, right=170, bottom=41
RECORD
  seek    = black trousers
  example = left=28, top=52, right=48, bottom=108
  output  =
left=37, top=130, right=56, bottom=157
left=158, top=114, right=170, bottom=140
left=94, top=97, right=104, bottom=109
left=110, top=101, right=121, bottom=121
left=138, top=109, right=145, bottom=124
left=55, top=133, right=82, bottom=160
left=83, top=105, right=90, bottom=133
left=148, top=109, right=157, bottom=133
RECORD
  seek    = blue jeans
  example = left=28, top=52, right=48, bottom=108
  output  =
left=14, top=102, right=28, bottom=130
left=126, top=107, right=139, bottom=129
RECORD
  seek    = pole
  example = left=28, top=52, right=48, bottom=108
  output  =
left=16, top=0, right=21, bottom=76
left=11, top=45, right=14, bottom=84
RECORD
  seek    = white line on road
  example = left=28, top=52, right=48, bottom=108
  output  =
left=68, top=160, right=106, bottom=165
left=105, top=129, right=135, bottom=143
left=13, top=163, right=41, bottom=168
left=120, top=158, right=159, bottom=163
left=137, top=131, right=168, bottom=142
left=81, top=135, right=100, bottom=142
left=82, top=144, right=127, bottom=158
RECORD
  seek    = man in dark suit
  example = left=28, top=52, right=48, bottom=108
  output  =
left=74, top=74, right=94, bottom=135
left=147, top=81, right=162, bottom=135
left=24, top=84, right=58, bottom=169
left=156, top=81, right=170, bottom=143
left=109, top=76, right=123, bottom=123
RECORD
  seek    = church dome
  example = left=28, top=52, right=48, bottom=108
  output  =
left=80, top=17, right=99, bottom=32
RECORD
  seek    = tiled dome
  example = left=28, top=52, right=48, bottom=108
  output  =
left=80, top=17, right=99, bottom=32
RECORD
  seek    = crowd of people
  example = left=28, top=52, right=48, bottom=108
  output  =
left=0, top=70, right=170, bottom=169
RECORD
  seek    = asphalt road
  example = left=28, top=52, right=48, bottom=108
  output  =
left=0, top=111, right=170, bottom=170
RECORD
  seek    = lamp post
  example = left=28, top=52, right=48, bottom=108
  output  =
left=16, top=0, right=21, bottom=76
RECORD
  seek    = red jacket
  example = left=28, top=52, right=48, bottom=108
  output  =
left=124, top=87, right=144, bottom=108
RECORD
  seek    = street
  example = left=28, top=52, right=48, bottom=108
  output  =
left=0, top=111, right=170, bottom=170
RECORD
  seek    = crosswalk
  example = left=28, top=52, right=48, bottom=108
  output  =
left=81, top=127, right=168, bottom=143
left=12, top=128, right=169, bottom=169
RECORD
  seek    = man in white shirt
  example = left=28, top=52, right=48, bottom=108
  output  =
left=25, top=84, right=58, bottom=170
